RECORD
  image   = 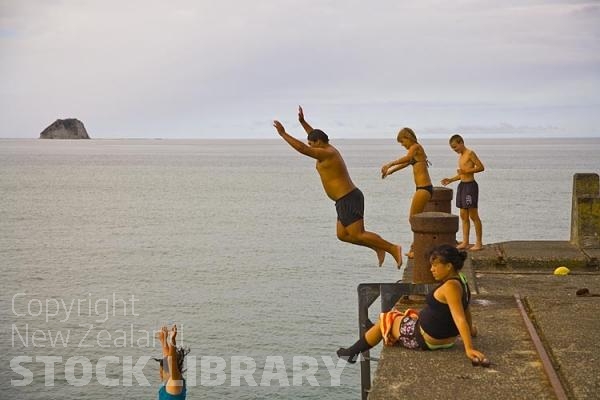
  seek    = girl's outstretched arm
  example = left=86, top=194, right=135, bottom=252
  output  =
left=442, top=281, right=486, bottom=362
left=166, top=325, right=184, bottom=395
left=465, top=308, right=477, bottom=337
left=382, top=162, right=410, bottom=178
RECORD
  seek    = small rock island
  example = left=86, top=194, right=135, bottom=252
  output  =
left=39, top=119, right=90, bottom=139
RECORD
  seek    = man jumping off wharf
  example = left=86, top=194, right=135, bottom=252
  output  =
left=273, top=107, right=402, bottom=268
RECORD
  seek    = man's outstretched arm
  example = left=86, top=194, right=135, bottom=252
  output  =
left=273, top=120, right=323, bottom=160
left=298, top=106, right=314, bottom=134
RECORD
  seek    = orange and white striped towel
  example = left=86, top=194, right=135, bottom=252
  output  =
left=379, top=308, right=419, bottom=346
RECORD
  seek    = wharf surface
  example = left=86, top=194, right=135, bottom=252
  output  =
left=366, top=240, right=600, bottom=400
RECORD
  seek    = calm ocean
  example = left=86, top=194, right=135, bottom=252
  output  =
left=1, top=138, right=599, bottom=399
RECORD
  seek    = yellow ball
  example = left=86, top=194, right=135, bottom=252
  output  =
left=553, top=266, right=570, bottom=276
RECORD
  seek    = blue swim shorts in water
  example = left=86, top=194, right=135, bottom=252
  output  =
left=456, top=181, right=479, bottom=209
left=335, top=188, right=364, bottom=227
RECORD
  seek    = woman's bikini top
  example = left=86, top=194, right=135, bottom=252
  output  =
left=409, top=157, right=431, bottom=166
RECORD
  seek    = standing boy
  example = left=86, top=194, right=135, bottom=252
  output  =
left=273, top=106, right=402, bottom=267
left=441, top=135, right=485, bottom=251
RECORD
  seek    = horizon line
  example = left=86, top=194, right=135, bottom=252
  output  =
left=2, top=135, right=600, bottom=141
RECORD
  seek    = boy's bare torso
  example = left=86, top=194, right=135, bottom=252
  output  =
left=458, top=149, right=476, bottom=182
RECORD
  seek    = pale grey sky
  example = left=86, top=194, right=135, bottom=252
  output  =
left=1, top=0, right=599, bottom=138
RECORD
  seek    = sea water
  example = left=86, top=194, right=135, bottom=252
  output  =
left=1, top=138, right=599, bottom=399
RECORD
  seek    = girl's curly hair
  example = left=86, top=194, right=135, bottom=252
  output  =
left=154, top=346, right=191, bottom=374
left=428, top=244, right=468, bottom=271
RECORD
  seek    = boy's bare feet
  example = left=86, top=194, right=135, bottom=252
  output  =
left=469, top=244, right=483, bottom=251
left=456, top=242, right=470, bottom=250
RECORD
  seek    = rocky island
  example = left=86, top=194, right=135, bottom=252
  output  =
left=39, top=119, right=90, bottom=139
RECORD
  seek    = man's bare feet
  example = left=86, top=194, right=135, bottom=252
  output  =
left=456, top=242, right=470, bottom=250
left=392, top=245, right=403, bottom=269
left=469, top=244, right=483, bottom=251
left=376, top=249, right=386, bottom=267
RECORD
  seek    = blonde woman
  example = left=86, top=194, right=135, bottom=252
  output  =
left=381, top=128, right=433, bottom=258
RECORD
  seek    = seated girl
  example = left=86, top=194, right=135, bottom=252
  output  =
left=337, top=244, right=489, bottom=366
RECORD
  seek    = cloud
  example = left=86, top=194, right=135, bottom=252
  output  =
left=452, top=123, right=560, bottom=135
left=0, top=0, right=599, bottom=138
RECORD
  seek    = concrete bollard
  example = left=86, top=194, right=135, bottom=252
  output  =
left=570, top=173, right=600, bottom=249
left=423, top=186, right=453, bottom=213
left=410, top=212, right=459, bottom=283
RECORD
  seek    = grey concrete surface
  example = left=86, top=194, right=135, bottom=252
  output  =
left=366, top=241, right=600, bottom=400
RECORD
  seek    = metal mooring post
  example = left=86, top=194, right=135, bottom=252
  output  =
left=357, top=282, right=414, bottom=400
left=357, top=192, right=458, bottom=399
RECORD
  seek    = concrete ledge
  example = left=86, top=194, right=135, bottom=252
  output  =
left=474, top=271, right=600, bottom=400
left=368, top=295, right=553, bottom=399
left=470, top=241, right=593, bottom=270
left=369, top=242, right=600, bottom=399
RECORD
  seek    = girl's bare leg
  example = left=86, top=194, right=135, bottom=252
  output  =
left=406, top=189, right=432, bottom=258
